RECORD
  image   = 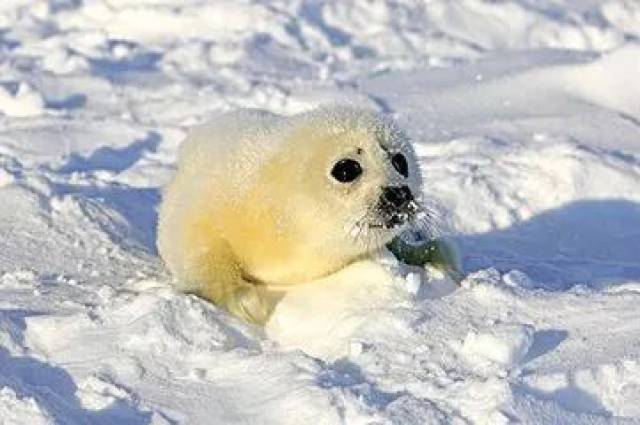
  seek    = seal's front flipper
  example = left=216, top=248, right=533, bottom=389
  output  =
left=424, top=238, right=463, bottom=284
left=387, top=232, right=463, bottom=284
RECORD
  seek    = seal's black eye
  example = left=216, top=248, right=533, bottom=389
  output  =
left=391, top=153, right=409, bottom=178
left=331, top=159, right=362, bottom=183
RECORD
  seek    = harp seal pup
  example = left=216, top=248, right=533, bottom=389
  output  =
left=157, top=105, right=423, bottom=324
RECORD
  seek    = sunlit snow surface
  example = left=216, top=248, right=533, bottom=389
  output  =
left=1, top=0, right=640, bottom=423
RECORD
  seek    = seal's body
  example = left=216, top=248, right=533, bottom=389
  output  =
left=157, top=106, right=422, bottom=324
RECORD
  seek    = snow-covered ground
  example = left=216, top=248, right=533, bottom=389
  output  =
left=1, top=0, right=640, bottom=423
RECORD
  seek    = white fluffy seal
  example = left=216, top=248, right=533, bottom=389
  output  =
left=157, top=105, right=423, bottom=324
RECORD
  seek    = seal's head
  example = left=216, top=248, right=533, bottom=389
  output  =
left=264, top=106, right=423, bottom=269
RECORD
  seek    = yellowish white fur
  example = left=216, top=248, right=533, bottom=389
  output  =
left=157, top=105, right=422, bottom=324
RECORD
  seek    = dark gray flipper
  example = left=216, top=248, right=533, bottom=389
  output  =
left=387, top=232, right=463, bottom=284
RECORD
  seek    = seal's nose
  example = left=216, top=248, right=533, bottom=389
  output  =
left=381, top=185, right=414, bottom=209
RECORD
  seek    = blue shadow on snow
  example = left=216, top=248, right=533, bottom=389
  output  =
left=57, top=131, right=161, bottom=175
left=0, top=309, right=152, bottom=424
left=457, top=199, right=640, bottom=290
left=51, top=131, right=163, bottom=254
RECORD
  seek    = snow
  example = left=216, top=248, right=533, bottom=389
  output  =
left=0, top=387, right=53, bottom=425
left=462, top=323, right=534, bottom=368
left=266, top=260, right=410, bottom=361
left=0, top=83, right=45, bottom=118
left=0, top=0, right=639, bottom=423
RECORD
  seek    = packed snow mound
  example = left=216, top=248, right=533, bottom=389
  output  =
left=0, top=387, right=53, bottom=425
left=0, top=0, right=640, bottom=423
left=0, top=83, right=45, bottom=118
left=461, top=322, right=534, bottom=367
left=266, top=260, right=411, bottom=361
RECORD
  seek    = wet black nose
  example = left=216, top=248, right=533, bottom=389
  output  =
left=381, top=185, right=414, bottom=209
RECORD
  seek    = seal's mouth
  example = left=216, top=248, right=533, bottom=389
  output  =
left=373, top=185, right=418, bottom=230
left=350, top=186, right=420, bottom=240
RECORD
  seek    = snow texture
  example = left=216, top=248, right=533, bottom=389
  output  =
left=0, top=0, right=640, bottom=424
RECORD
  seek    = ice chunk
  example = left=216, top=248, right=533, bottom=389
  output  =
left=463, top=323, right=534, bottom=367
left=0, top=83, right=45, bottom=118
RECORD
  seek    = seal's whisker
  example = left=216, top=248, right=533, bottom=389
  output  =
left=349, top=207, right=374, bottom=242
left=412, top=200, right=447, bottom=239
